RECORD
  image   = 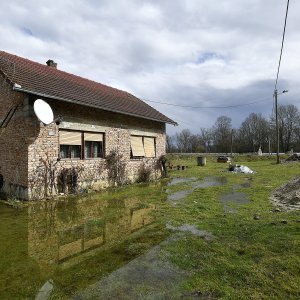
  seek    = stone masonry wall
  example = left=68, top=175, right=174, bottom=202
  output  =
left=0, top=81, right=32, bottom=198
left=27, top=97, right=166, bottom=199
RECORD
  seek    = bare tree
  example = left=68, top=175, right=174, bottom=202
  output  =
left=189, top=134, right=203, bottom=153
left=238, top=113, right=269, bottom=153
left=166, top=134, right=176, bottom=153
left=212, top=116, right=232, bottom=153
left=200, top=128, right=213, bottom=153
left=277, top=104, right=300, bottom=152
left=167, top=107, right=300, bottom=154
left=176, top=129, right=192, bottom=153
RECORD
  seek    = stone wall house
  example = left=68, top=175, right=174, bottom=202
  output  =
left=0, top=51, right=176, bottom=200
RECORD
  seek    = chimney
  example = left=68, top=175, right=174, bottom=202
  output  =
left=46, top=59, right=57, bottom=69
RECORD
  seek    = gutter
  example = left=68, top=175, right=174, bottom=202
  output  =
left=12, top=86, right=178, bottom=126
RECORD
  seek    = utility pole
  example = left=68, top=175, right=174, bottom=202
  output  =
left=274, top=90, right=280, bottom=164
left=230, top=129, right=233, bottom=157
left=274, top=89, right=288, bottom=164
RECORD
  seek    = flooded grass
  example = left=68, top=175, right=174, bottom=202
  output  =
left=1, top=156, right=300, bottom=299
left=74, top=241, right=189, bottom=299
left=167, top=176, right=227, bottom=206
left=0, top=184, right=169, bottom=299
left=220, top=180, right=251, bottom=212
left=167, top=177, right=198, bottom=186
left=166, top=223, right=215, bottom=241
left=161, top=156, right=300, bottom=299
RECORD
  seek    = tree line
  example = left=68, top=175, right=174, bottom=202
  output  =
left=167, top=104, right=300, bottom=154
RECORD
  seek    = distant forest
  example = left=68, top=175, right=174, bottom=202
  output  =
left=167, top=104, right=300, bottom=154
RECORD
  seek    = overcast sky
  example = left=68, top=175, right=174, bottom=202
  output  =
left=1, top=0, right=299, bottom=135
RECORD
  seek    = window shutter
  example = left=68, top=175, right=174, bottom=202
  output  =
left=144, top=137, right=155, bottom=157
left=131, top=136, right=145, bottom=157
left=59, top=130, right=81, bottom=145
left=84, top=132, right=103, bottom=142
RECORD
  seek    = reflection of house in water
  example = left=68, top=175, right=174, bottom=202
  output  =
left=28, top=194, right=157, bottom=268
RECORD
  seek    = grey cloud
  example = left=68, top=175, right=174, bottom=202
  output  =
left=1, top=0, right=300, bottom=135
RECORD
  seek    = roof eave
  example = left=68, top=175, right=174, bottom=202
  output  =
left=12, top=86, right=178, bottom=126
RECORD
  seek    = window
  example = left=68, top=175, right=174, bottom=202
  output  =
left=84, top=132, right=104, bottom=158
left=59, top=130, right=82, bottom=159
left=60, top=145, right=81, bottom=159
left=130, top=135, right=156, bottom=159
left=59, top=130, right=104, bottom=159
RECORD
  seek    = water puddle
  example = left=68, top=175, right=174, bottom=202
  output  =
left=74, top=241, right=189, bottom=299
left=0, top=187, right=166, bottom=299
left=167, top=177, right=197, bottom=186
left=220, top=180, right=250, bottom=212
left=233, top=182, right=251, bottom=189
left=166, top=223, right=215, bottom=241
left=167, top=177, right=227, bottom=205
left=192, top=176, right=227, bottom=189
left=167, top=190, right=193, bottom=204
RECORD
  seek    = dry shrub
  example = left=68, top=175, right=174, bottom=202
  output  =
left=137, top=163, right=152, bottom=183
left=105, top=149, right=127, bottom=186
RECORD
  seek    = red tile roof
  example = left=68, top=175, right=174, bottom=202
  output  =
left=0, top=51, right=177, bottom=125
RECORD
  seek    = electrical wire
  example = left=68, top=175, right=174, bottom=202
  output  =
left=143, top=95, right=271, bottom=109
left=274, top=0, right=290, bottom=91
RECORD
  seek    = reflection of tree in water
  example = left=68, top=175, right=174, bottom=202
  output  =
left=29, top=200, right=57, bottom=238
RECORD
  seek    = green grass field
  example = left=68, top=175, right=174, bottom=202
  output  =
left=160, top=154, right=300, bottom=299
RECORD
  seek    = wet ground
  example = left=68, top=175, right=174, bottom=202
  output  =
left=166, top=224, right=215, bottom=241
left=220, top=181, right=251, bottom=212
left=0, top=186, right=168, bottom=299
left=0, top=176, right=252, bottom=299
left=166, top=176, right=251, bottom=213
left=167, top=177, right=198, bottom=186
left=167, top=177, right=227, bottom=205
left=73, top=240, right=189, bottom=300
left=220, top=192, right=250, bottom=212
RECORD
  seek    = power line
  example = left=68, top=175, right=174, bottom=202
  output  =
left=274, top=0, right=290, bottom=91
left=143, top=95, right=271, bottom=109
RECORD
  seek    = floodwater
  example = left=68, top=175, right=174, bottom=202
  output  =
left=0, top=188, right=172, bottom=299
left=0, top=176, right=249, bottom=299
left=167, top=177, right=227, bottom=205
left=167, top=190, right=193, bottom=203
left=192, top=176, right=227, bottom=189
left=220, top=181, right=251, bottom=212
left=167, top=177, right=198, bottom=186
left=74, top=242, right=188, bottom=299
left=166, top=224, right=215, bottom=241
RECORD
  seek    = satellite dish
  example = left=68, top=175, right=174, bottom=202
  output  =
left=33, top=99, right=54, bottom=125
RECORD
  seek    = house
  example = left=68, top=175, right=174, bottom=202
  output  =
left=0, top=51, right=176, bottom=199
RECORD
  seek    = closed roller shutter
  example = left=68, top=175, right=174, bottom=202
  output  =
left=60, top=130, right=81, bottom=145
left=84, top=132, right=103, bottom=142
left=144, top=137, right=155, bottom=157
left=131, top=136, right=145, bottom=157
